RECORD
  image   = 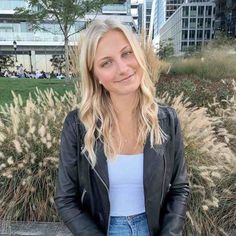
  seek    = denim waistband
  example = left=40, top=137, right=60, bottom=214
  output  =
left=110, top=212, right=147, bottom=224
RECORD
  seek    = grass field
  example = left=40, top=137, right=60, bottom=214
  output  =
left=0, top=77, right=76, bottom=106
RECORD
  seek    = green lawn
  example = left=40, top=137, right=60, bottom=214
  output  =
left=0, top=77, right=76, bottom=106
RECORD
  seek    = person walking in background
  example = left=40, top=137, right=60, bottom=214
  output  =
left=18, top=63, right=24, bottom=78
left=55, top=19, right=189, bottom=236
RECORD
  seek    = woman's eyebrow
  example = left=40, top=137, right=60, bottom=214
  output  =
left=98, top=56, right=112, bottom=62
left=120, top=45, right=130, bottom=52
left=97, top=45, right=131, bottom=62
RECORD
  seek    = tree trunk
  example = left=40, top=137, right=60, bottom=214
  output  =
left=64, top=35, right=70, bottom=79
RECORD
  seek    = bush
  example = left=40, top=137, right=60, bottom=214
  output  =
left=0, top=84, right=235, bottom=235
left=170, top=48, right=236, bottom=81
left=0, top=87, right=80, bottom=221
left=159, top=92, right=235, bottom=235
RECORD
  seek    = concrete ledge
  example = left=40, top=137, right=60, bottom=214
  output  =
left=0, top=221, right=72, bottom=236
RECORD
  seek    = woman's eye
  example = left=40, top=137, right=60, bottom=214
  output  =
left=122, top=51, right=133, bottom=57
left=101, top=61, right=112, bottom=67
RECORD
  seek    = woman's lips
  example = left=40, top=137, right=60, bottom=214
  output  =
left=117, top=72, right=135, bottom=82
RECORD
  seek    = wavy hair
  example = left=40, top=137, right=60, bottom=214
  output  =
left=79, top=19, right=166, bottom=168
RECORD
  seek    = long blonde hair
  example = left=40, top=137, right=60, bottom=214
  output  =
left=79, top=19, right=165, bottom=168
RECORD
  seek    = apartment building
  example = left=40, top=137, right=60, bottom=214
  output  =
left=158, top=0, right=215, bottom=55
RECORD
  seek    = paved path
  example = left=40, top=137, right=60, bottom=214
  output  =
left=0, top=221, right=72, bottom=236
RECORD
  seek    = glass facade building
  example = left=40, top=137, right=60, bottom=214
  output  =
left=159, top=0, right=215, bottom=55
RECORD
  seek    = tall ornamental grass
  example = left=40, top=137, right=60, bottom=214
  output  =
left=159, top=86, right=235, bottom=235
left=170, top=47, right=236, bottom=81
left=0, top=85, right=235, bottom=235
left=0, top=87, right=80, bottom=222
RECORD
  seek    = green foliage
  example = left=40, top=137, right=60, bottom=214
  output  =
left=50, top=55, right=65, bottom=74
left=156, top=38, right=175, bottom=60
left=156, top=75, right=232, bottom=108
left=0, top=55, right=14, bottom=70
left=14, top=0, right=115, bottom=77
left=210, top=32, right=236, bottom=48
left=14, top=0, right=115, bottom=35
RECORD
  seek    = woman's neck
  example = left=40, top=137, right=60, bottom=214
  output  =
left=110, top=93, right=138, bottom=121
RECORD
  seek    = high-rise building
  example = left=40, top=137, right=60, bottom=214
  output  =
left=158, top=0, right=215, bottom=55
left=166, top=0, right=185, bottom=19
left=141, top=0, right=153, bottom=35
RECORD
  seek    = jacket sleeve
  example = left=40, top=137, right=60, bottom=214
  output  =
left=54, top=111, right=105, bottom=236
left=159, top=108, right=190, bottom=236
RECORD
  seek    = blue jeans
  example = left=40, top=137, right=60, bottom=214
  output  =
left=108, top=212, right=150, bottom=236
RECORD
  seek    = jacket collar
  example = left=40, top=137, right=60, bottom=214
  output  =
left=93, top=134, right=167, bottom=191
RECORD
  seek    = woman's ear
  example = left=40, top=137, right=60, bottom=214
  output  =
left=93, top=73, right=102, bottom=85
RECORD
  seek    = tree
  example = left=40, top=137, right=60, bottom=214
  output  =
left=14, top=0, right=115, bottom=78
left=50, top=55, right=65, bottom=74
left=0, top=55, right=14, bottom=73
left=156, top=38, right=174, bottom=60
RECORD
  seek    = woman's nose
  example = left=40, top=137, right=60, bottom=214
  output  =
left=116, top=59, right=129, bottom=75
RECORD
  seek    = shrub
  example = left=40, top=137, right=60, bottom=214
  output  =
left=170, top=48, right=236, bottom=81
left=0, top=87, right=80, bottom=222
left=159, top=92, right=235, bottom=235
left=0, top=86, right=235, bottom=235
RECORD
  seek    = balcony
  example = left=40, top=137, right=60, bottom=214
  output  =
left=102, top=4, right=127, bottom=14
left=0, top=31, right=79, bottom=44
left=0, top=0, right=27, bottom=10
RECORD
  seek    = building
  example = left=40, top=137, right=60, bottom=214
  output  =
left=140, top=0, right=153, bottom=35
left=166, top=0, right=185, bottom=19
left=0, top=0, right=134, bottom=72
left=152, top=0, right=166, bottom=41
left=157, top=0, right=215, bottom=55
left=215, top=0, right=236, bottom=37
left=131, top=0, right=139, bottom=28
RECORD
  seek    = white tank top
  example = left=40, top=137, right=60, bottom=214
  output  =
left=107, top=153, right=145, bottom=216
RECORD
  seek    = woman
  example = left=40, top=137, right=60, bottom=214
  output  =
left=55, top=19, right=189, bottom=236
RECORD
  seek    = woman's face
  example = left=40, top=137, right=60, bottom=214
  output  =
left=93, top=30, right=143, bottom=98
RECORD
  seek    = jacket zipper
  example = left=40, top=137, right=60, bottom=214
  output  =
left=160, top=153, right=166, bottom=206
left=81, top=188, right=87, bottom=205
left=83, top=150, right=111, bottom=236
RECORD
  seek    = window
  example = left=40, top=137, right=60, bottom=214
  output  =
left=206, top=6, right=212, bottom=16
left=190, top=6, right=197, bottom=17
left=182, top=30, right=188, bottom=40
left=182, top=18, right=188, bottom=28
left=197, top=30, right=203, bottom=39
left=198, top=6, right=204, bottom=16
left=189, top=42, right=195, bottom=46
left=183, top=6, right=189, bottom=17
left=166, top=11, right=172, bottom=18
left=146, top=9, right=151, bottom=15
left=197, top=18, right=204, bottom=28
left=205, top=18, right=211, bottom=28
left=204, top=30, right=211, bottom=39
left=181, top=41, right=188, bottom=51
left=189, top=30, right=195, bottom=39
left=190, top=18, right=196, bottom=28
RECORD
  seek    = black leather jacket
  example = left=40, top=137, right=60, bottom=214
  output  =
left=55, top=105, right=190, bottom=236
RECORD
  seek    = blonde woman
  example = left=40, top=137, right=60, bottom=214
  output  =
left=55, top=19, right=189, bottom=236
